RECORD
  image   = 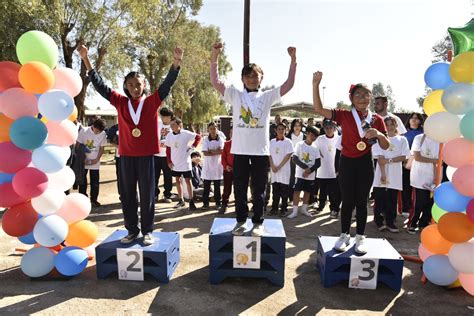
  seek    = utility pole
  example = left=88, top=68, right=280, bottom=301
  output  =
left=243, top=0, right=250, bottom=66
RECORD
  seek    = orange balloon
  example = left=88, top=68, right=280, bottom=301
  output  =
left=0, top=113, right=14, bottom=142
left=18, top=62, right=54, bottom=94
left=421, top=224, right=454, bottom=254
left=438, top=212, right=474, bottom=243
left=65, top=220, right=98, bottom=248
left=68, top=106, right=78, bottom=122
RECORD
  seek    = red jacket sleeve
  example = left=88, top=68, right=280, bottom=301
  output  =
left=166, top=147, right=172, bottom=165
left=221, top=143, right=228, bottom=169
left=192, top=134, right=202, bottom=148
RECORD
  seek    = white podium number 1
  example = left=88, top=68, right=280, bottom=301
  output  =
left=117, top=248, right=144, bottom=281
left=349, top=257, right=379, bottom=290
left=233, top=236, right=261, bottom=269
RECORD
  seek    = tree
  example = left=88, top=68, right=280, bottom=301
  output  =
left=431, top=33, right=453, bottom=63
left=371, top=82, right=396, bottom=112
left=336, top=100, right=351, bottom=110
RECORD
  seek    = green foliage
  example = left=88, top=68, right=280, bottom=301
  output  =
left=371, top=82, right=396, bottom=112
left=336, top=100, right=351, bottom=110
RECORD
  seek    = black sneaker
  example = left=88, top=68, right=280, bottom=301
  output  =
left=387, top=223, right=400, bottom=233
left=91, top=201, right=101, bottom=207
left=375, top=221, right=387, bottom=231
left=189, top=201, right=197, bottom=211
left=278, top=210, right=287, bottom=217
left=407, top=226, right=417, bottom=234
left=218, top=204, right=227, bottom=214
left=268, top=209, right=278, bottom=216
left=201, top=204, right=210, bottom=211
left=314, top=208, right=323, bottom=214
left=120, top=233, right=138, bottom=244
left=175, top=200, right=185, bottom=208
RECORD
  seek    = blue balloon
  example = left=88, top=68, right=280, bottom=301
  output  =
left=0, top=172, right=14, bottom=185
left=9, top=116, right=47, bottom=150
left=434, top=181, right=471, bottom=213
left=18, top=231, right=36, bottom=244
left=441, top=83, right=474, bottom=115
left=20, top=247, right=55, bottom=278
left=54, top=247, right=88, bottom=276
left=38, top=90, right=75, bottom=121
left=424, top=62, right=454, bottom=90
left=32, top=144, right=68, bottom=173
left=423, top=255, right=459, bottom=286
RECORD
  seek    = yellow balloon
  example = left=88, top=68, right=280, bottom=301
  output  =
left=448, top=279, right=462, bottom=289
left=449, top=51, right=474, bottom=83
left=423, top=90, right=446, bottom=116
left=68, top=106, right=78, bottom=122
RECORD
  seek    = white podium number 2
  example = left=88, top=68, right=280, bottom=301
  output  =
left=233, top=236, right=261, bottom=269
left=117, top=248, right=144, bottom=281
left=349, top=257, right=379, bottom=290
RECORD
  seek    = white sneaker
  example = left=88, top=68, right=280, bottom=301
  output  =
left=355, top=234, right=368, bottom=254
left=333, top=233, right=350, bottom=252
left=300, top=208, right=313, bottom=217
left=232, top=221, right=247, bottom=236
left=142, top=233, right=154, bottom=246
left=287, top=210, right=298, bottom=219
left=251, top=224, right=264, bottom=237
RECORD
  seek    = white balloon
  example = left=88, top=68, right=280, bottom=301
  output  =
left=446, top=166, right=457, bottom=181
left=424, top=112, right=461, bottom=143
left=47, top=166, right=75, bottom=191
left=31, top=189, right=66, bottom=215
left=448, top=241, right=474, bottom=274
left=33, top=215, right=69, bottom=247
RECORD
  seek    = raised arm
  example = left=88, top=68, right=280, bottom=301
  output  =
left=77, top=42, right=112, bottom=101
left=210, top=43, right=226, bottom=96
left=158, top=47, right=183, bottom=101
left=280, top=47, right=297, bottom=96
left=312, top=71, right=333, bottom=119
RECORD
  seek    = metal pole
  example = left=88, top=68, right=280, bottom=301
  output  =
left=243, top=0, right=250, bottom=66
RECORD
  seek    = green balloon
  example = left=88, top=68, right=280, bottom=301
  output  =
left=16, top=30, right=58, bottom=69
left=448, top=19, right=474, bottom=56
left=432, top=203, right=447, bottom=223
left=460, top=111, right=474, bottom=141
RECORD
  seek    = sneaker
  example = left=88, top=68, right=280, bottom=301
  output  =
left=189, top=200, right=197, bottom=211
left=162, top=196, right=172, bottom=203
left=174, top=200, right=185, bottom=208
left=314, top=208, right=323, bottom=214
left=142, top=233, right=154, bottom=246
left=120, top=233, right=138, bottom=244
left=355, top=234, right=368, bottom=254
left=387, top=223, right=400, bottom=233
left=91, top=201, right=101, bottom=207
left=330, top=211, right=338, bottom=219
left=232, top=221, right=247, bottom=236
left=287, top=209, right=298, bottom=219
left=407, top=226, right=417, bottom=234
left=301, top=208, right=313, bottom=217
left=201, top=204, right=210, bottom=211
left=218, top=204, right=227, bottom=214
left=268, top=209, right=278, bottom=216
left=279, top=210, right=287, bottom=217
left=251, top=224, right=264, bottom=237
left=333, top=233, right=350, bottom=252
left=375, top=222, right=387, bottom=231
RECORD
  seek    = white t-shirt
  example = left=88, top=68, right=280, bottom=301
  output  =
left=315, top=134, right=341, bottom=179
left=269, top=138, right=294, bottom=185
left=372, top=135, right=410, bottom=190
left=77, top=127, right=107, bottom=170
left=290, top=132, right=304, bottom=148
left=155, top=119, right=171, bottom=158
left=382, top=113, right=407, bottom=135
left=202, top=135, right=225, bottom=180
left=223, top=86, right=281, bottom=155
left=410, top=134, right=439, bottom=190
left=294, top=141, right=321, bottom=181
left=165, top=129, right=196, bottom=172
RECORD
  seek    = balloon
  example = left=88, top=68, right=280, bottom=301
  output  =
left=9, top=116, right=47, bottom=150
left=434, top=182, right=471, bottom=213
left=20, top=247, right=55, bottom=278
left=442, top=138, right=474, bottom=168
left=452, top=165, right=474, bottom=197
left=420, top=224, right=453, bottom=254
left=446, top=166, right=457, bottom=182
left=460, top=111, right=474, bottom=141
left=56, top=193, right=91, bottom=224
left=418, top=243, right=434, bottom=262
left=84, top=244, right=96, bottom=258
left=1, top=201, right=38, bottom=237
left=438, top=212, right=474, bottom=243
left=0, top=87, right=38, bottom=119
left=441, top=83, right=474, bottom=115
left=18, top=62, right=54, bottom=94
left=54, top=247, right=88, bottom=276
left=423, top=90, right=446, bottom=116
left=0, top=172, right=14, bottom=185
left=448, top=19, right=474, bottom=56
left=46, top=120, right=78, bottom=147
left=0, top=113, right=14, bottom=142
left=0, top=182, right=29, bottom=208
left=32, top=144, right=68, bottom=173
left=65, top=220, right=98, bottom=248
left=449, top=51, right=474, bottom=83
left=424, top=112, right=461, bottom=143
left=467, top=199, right=474, bottom=223
left=33, top=214, right=69, bottom=247
left=16, top=30, right=58, bottom=69
left=18, top=231, right=37, bottom=245
left=0, top=61, right=21, bottom=92
left=68, top=106, right=78, bottom=122
left=459, top=273, right=474, bottom=296
left=31, top=189, right=66, bottom=215
left=423, top=255, right=459, bottom=286
left=12, top=167, right=48, bottom=198
left=432, top=203, right=448, bottom=223
left=448, top=241, right=474, bottom=274
left=0, top=141, right=32, bottom=173
left=53, top=67, right=83, bottom=97
left=424, top=63, right=454, bottom=90
left=38, top=90, right=75, bottom=121
left=46, top=166, right=75, bottom=191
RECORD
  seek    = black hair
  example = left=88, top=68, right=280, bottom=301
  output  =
left=123, top=71, right=146, bottom=99
left=405, top=112, right=425, bottom=130
left=171, top=117, right=182, bottom=125
left=276, top=122, right=286, bottom=129
left=305, top=126, right=320, bottom=138
left=349, top=83, right=372, bottom=98
left=375, top=96, right=388, bottom=102
left=191, top=151, right=201, bottom=158
left=207, top=121, right=217, bottom=128
left=384, top=116, right=398, bottom=126
left=287, top=118, right=304, bottom=137
left=92, top=118, right=106, bottom=131
left=159, top=107, right=174, bottom=117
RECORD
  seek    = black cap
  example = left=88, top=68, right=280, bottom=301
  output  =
left=323, top=119, right=337, bottom=127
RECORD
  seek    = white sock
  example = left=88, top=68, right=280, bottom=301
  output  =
left=302, top=204, right=308, bottom=212
left=292, top=205, right=298, bottom=213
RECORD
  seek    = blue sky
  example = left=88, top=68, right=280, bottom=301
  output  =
left=193, top=0, right=472, bottom=112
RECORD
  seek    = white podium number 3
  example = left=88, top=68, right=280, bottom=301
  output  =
left=233, top=236, right=261, bottom=269
left=117, top=248, right=144, bottom=281
left=349, top=257, right=379, bottom=289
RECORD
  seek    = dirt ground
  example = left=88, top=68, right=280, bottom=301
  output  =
left=0, top=161, right=473, bottom=315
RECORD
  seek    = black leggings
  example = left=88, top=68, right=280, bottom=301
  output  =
left=338, top=153, right=374, bottom=235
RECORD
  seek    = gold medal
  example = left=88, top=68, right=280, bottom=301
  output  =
left=356, top=141, right=367, bottom=151
left=132, top=128, right=141, bottom=138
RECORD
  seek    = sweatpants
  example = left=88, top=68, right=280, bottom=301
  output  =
left=373, top=187, right=399, bottom=225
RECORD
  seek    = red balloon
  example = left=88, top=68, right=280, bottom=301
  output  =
left=12, top=167, right=48, bottom=198
left=0, top=142, right=32, bottom=173
left=442, top=138, right=474, bottom=168
left=0, top=61, right=21, bottom=93
left=1, top=201, right=38, bottom=237
left=467, top=199, right=474, bottom=223
left=0, top=182, right=29, bottom=208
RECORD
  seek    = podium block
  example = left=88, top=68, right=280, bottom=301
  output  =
left=316, top=236, right=404, bottom=291
left=209, top=218, right=286, bottom=287
left=95, top=230, right=180, bottom=283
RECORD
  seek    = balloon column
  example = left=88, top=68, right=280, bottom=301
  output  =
left=419, top=20, right=474, bottom=295
left=0, top=31, right=97, bottom=278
